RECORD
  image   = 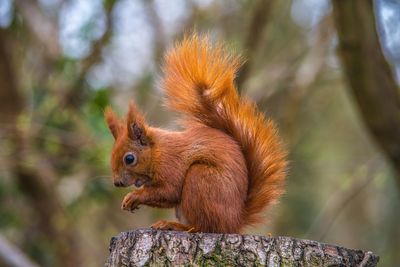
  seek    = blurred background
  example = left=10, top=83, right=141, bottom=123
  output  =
left=0, top=0, right=399, bottom=266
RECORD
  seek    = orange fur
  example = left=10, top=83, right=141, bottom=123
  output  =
left=105, top=35, right=287, bottom=233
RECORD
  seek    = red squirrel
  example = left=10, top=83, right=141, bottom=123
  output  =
left=104, top=35, right=287, bottom=233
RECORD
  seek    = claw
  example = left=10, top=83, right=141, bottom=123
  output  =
left=121, top=192, right=140, bottom=211
left=129, top=206, right=140, bottom=213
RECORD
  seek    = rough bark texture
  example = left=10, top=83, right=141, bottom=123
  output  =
left=105, top=229, right=378, bottom=266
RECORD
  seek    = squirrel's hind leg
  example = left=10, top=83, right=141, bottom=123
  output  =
left=151, top=220, right=198, bottom=233
left=181, top=164, right=247, bottom=233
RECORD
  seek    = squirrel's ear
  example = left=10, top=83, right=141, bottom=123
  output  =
left=104, top=107, right=122, bottom=139
left=126, top=101, right=150, bottom=146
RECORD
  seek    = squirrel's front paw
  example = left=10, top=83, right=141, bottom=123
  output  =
left=121, top=192, right=140, bottom=212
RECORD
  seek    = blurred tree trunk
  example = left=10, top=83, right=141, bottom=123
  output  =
left=0, top=29, right=81, bottom=267
left=0, top=30, right=23, bottom=126
left=332, top=0, right=400, bottom=191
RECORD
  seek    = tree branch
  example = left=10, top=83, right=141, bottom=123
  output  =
left=236, top=0, right=274, bottom=92
left=0, top=234, right=40, bottom=267
left=306, top=159, right=380, bottom=241
left=64, top=0, right=117, bottom=108
left=14, top=0, right=61, bottom=60
left=282, top=13, right=333, bottom=144
left=143, top=0, right=167, bottom=64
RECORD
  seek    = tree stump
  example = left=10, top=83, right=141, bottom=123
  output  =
left=105, top=228, right=378, bottom=266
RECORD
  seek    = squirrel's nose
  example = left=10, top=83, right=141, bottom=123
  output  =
left=114, top=180, right=124, bottom=187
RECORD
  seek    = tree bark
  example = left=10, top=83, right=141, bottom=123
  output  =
left=105, top=229, right=378, bottom=266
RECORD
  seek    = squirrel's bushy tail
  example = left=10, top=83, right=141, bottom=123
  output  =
left=162, top=35, right=287, bottom=226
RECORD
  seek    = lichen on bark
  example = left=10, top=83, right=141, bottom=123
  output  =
left=105, top=228, right=379, bottom=266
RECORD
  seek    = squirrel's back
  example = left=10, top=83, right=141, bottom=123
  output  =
left=162, top=35, right=287, bottom=226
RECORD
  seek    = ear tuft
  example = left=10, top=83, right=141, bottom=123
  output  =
left=104, top=106, right=122, bottom=139
left=131, top=122, right=149, bottom=146
left=126, top=101, right=150, bottom=146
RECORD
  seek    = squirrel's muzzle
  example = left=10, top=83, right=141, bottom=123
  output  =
left=114, top=180, right=125, bottom=187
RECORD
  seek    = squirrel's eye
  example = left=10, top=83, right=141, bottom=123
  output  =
left=123, top=152, right=137, bottom=166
